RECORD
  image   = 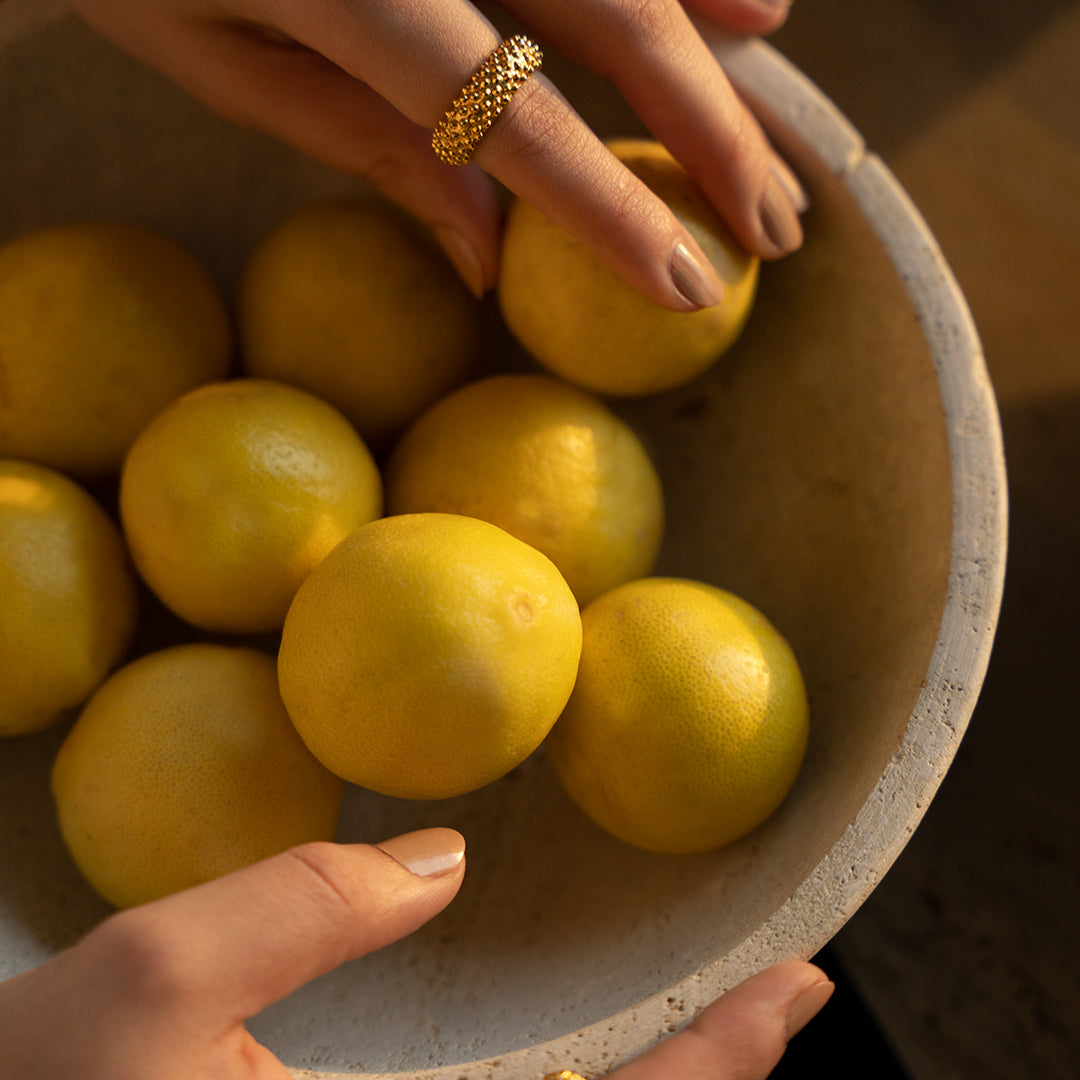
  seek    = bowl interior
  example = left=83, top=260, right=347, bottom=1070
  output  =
left=0, top=8, right=1004, bottom=1079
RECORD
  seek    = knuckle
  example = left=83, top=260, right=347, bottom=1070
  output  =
left=358, top=150, right=430, bottom=208
left=477, top=79, right=564, bottom=170
left=485, top=77, right=599, bottom=177
left=504, top=86, right=564, bottom=161
left=607, top=0, right=683, bottom=56
left=281, top=841, right=359, bottom=914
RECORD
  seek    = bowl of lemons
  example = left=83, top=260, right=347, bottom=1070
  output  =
left=0, top=3, right=1006, bottom=1079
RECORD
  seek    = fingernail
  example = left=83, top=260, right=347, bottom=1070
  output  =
left=376, top=827, right=466, bottom=877
left=784, top=977, right=835, bottom=1040
left=670, top=241, right=724, bottom=310
left=759, top=175, right=804, bottom=256
left=433, top=226, right=486, bottom=299
left=770, top=155, right=809, bottom=214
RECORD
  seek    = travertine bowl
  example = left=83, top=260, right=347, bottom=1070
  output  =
left=0, top=3, right=1006, bottom=1078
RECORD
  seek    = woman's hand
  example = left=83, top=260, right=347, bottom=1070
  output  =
left=0, top=827, right=831, bottom=1079
left=66, top=0, right=806, bottom=309
left=0, top=830, right=467, bottom=1079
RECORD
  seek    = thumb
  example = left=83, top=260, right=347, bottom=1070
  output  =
left=86, top=828, right=466, bottom=1027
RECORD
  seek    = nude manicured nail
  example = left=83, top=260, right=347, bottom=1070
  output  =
left=433, top=226, right=486, bottom=299
left=670, top=241, right=724, bottom=310
left=770, top=155, right=810, bottom=214
left=376, top=827, right=466, bottom=877
left=784, top=978, right=835, bottom=1040
left=759, top=175, right=804, bottom=256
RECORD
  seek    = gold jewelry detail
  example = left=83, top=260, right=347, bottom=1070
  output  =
left=431, top=34, right=543, bottom=166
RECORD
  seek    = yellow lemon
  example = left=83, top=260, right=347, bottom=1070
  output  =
left=278, top=513, right=582, bottom=799
left=51, top=643, right=345, bottom=908
left=119, top=378, right=383, bottom=634
left=547, top=578, right=809, bottom=854
left=0, top=222, right=231, bottom=476
left=498, top=139, right=759, bottom=396
left=0, top=460, right=138, bottom=736
left=385, top=373, right=664, bottom=607
left=237, top=199, right=483, bottom=448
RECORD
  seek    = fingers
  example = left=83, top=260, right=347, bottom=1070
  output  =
left=80, top=830, right=466, bottom=1028
left=250, top=0, right=716, bottom=309
left=610, top=961, right=834, bottom=1080
left=119, top=19, right=502, bottom=297
left=507, top=0, right=804, bottom=261
left=297, top=0, right=804, bottom=305
left=683, top=0, right=794, bottom=36
left=69, top=0, right=805, bottom=310
left=275, top=0, right=801, bottom=309
left=486, top=76, right=733, bottom=310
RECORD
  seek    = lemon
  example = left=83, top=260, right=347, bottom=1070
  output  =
left=0, top=222, right=231, bottom=476
left=237, top=199, right=483, bottom=448
left=0, top=460, right=137, bottom=737
left=547, top=578, right=808, bottom=854
left=498, top=139, right=759, bottom=396
left=119, top=377, right=383, bottom=634
left=278, top=513, right=582, bottom=800
left=385, top=373, right=664, bottom=606
left=51, top=643, right=345, bottom=908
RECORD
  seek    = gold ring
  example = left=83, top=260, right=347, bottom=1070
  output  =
left=431, top=34, right=543, bottom=166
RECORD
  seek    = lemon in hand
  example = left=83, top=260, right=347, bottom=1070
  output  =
left=238, top=199, right=482, bottom=448
left=386, top=373, right=664, bottom=606
left=498, top=139, right=759, bottom=397
left=547, top=578, right=809, bottom=854
left=52, top=643, right=345, bottom=908
left=0, top=222, right=230, bottom=476
left=120, top=377, right=383, bottom=634
left=0, top=460, right=138, bottom=736
left=278, top=513, right=582, bottom=800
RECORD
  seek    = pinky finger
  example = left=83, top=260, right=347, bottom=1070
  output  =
left=157, top=23, right=502, bottom=297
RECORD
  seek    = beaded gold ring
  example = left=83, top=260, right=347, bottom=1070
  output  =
left=431, top=34, right=543, bottom=166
